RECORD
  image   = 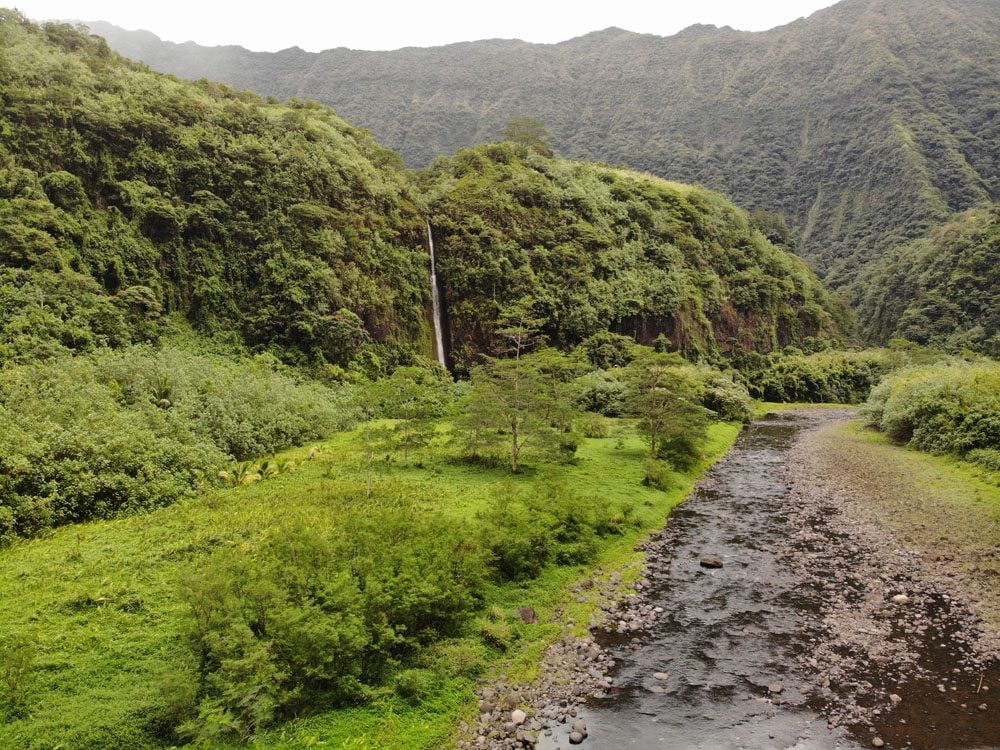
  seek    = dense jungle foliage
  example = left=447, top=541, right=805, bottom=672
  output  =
left=88, top=0, right=1000, bottom=284
left=0, top=11, right=429, bottom=370
left=0, top=343, right=353, bottom=544
left=420, top=143, right=847, bottom=374
left=0, top=10, right=996, bottom=747
left=0, top=334, right=746, bottom=747
left=0, top=11, right=851, bottom=375
left=0, top=10, right=851, bottom=549
left=853, top=205, right=999, bottom=356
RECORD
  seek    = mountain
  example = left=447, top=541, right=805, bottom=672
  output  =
left=0, top=10, right=430, bottom=369
left=85, top=0, right=1000, bottom=287
left=421, top=142, right=846, bottom=374
left=0, top=10, right=847, bottom=372
left=853, top=204, right=999, bottom=354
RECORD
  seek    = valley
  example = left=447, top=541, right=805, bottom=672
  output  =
left=0, top=3, right=997, bottom=748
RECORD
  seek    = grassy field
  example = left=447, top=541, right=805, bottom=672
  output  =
left=0, top=418, right=741, bottom=749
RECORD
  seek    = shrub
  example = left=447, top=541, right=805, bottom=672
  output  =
left=698, top=369, right=753, bottom=423
left=577, top=412, right=609, bottom=438
left=966, top=448, right=1000, bottom=473
left=573, top=369, right=626, bottom=416
left=748, top=349, right=896, bottom=403
left=642, top=457, right=675, bottom=490
left=863, top=359, right=1000, bottom=459
left=0, top=345, right=353, bottom=541
left=394, top=669, right=437, bottom=703
left=424, top=640, right=488, bottom=678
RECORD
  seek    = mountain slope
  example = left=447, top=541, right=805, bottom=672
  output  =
left=421, top=143, right=846, bottom=373
left=0, top=11, right=847, bottom=372
left=86, top=0, right=1000, bottom=284
left=0, top=11, right=430, bottom=369
left=853, top=205, right=999, bottom=354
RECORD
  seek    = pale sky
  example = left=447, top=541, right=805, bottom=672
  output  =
left=14, top=0, right=839, bottom=52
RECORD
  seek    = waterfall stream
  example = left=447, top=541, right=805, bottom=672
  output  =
left=426, top=222, right=447, bottom=369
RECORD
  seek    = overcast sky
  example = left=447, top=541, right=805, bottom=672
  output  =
left=14, top=0, right=839, bottom=52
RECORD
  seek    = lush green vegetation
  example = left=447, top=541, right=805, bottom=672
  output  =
left=853, top=206, right=999, bottom=356
left=421, top=142, right=846, bottom=373
left=0, top=11, right=429, bottom=370
left=0, top=12, right=852, bottom=377
left=863, top=358, right=1000, bottom=472
left=0, top=410, right=741, bottom=748
left=741, top=348, right=897, bottom=404
left=0, top=343, right=353, bottom=543
left=1, top=7, right=995, bottom=749
left=89, top=0, right=1000, bottom=284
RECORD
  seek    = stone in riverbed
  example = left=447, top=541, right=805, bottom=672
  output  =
left=872, top=738, right=885, bottom=748
left=653, top=672, right=669, bottom=681
left=700, top=556, right=724, bottom=568
left=891, top=594, right=910, bottom=605
left=512, top=709, right=527, bottom=725
left=768, top=682, right=784, bottom=694
left=572, top=719, right=588, bottom=737
left=569, top=730, right=585, bottom=744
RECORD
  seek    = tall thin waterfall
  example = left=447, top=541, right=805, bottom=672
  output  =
left=426, top=222, right=447, bottom=369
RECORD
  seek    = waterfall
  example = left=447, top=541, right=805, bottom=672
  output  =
left=426, top=222, right=447, bottom=369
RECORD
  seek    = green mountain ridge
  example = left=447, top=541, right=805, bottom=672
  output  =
left=0, top=10, right=431, bottom=369
left=0, top=10, right=846, bottom=371
left=85, top=0, right=1000, bottom=286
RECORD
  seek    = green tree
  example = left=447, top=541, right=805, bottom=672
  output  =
left=624, top=352, right=711, bottom=470
left=461, top=299, right=576, bottom=472
left=501, top=117, right=554, bottom=157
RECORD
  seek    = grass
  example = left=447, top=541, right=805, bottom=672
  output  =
left=0, top=418, right=741, bottom=750
left=837, top=420, right=1000, bottom=519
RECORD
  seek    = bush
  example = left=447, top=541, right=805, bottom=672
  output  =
left=966, top=448, right=1000, bottom=473
left=863, top=359, right=1000, bottom=459
left=748, top=349, right=896, bottom=403
left=573, top=369, right=626, bottom=416
left=697, top=369, right=753, bottom=423
left=394, top=669, right=437, bottom=703
left=576, top=412, right=609, bottom=438
left=642, top=457, right=675, bottom=490
left=176, top=504, right=489, bottom=742
left=480, top=498, right=554, bottom=582
left=0, top=345, right=353, bottom=542
left=423, top=640, right=488, bottom=678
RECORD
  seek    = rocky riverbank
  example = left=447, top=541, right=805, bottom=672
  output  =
left=783, top=410, right=998, bottom=747
left=457, top=409, right=998, bottom=749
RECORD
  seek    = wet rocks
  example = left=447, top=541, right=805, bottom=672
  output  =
left=699, top=556, right=724, bottom=568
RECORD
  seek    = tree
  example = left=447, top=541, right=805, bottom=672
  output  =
left=624, top=352, right=711, bottom=470
left=501, top=117, right=554, bottom=157
left=460, top=299, right=577, bottom=472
